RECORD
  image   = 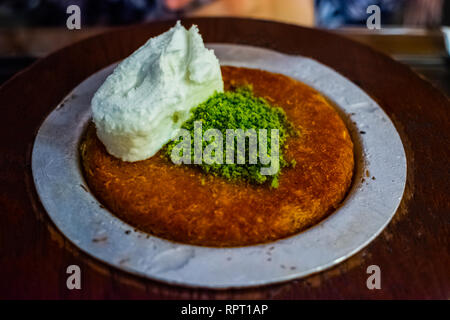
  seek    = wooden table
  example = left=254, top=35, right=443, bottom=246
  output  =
left=0, top=18, right=448, bottom=299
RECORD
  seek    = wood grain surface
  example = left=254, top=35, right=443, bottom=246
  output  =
left=0, top=18, right=448, bottom=299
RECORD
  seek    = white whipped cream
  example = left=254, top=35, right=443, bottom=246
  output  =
left=91, top=21, right=223, bottom=161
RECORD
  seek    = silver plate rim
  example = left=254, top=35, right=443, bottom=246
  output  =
left=31, top=44, right=407, bottom=289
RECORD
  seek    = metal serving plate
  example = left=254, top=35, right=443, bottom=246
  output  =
left=32, top=44, right=406, bottom=288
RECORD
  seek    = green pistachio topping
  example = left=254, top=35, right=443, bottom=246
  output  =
left=164, top=87, right=296, bottom=187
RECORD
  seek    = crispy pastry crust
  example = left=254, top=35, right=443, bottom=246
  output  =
left=80, top=66, right=354, bottom=247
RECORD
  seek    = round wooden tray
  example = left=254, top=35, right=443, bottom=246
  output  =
left=0, top=18, right=448, bottom=299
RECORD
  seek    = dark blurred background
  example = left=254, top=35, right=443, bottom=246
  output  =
left=0, top=0, right=448, bottom=27
left=1, top=0, right=449, bottom=95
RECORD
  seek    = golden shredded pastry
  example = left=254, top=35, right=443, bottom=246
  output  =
left=80, top=66, right=354, bottom=247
